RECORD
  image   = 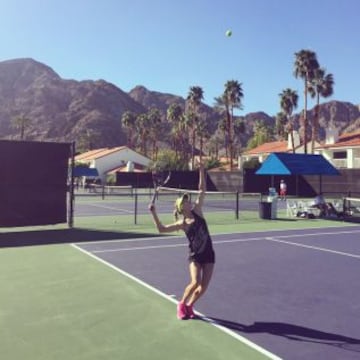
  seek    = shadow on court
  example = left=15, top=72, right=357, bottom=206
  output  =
left=0, top=228, right=162, bottom=248
left=203, top=318, right=360, bottom=352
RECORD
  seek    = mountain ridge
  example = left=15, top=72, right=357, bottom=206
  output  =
left=0, top=58, right=359, bottom=151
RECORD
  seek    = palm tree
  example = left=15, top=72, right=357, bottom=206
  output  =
left=223, top=80, right=243, bottom=169
left=294, top=49, right=319, bottom=154
left=135, top=113, right=149, bottom=155
left=186, top=86, right=204, bottom=169
left=275, top=112, right=288, bottom=140
left=147, top=107, right=162, bottom=160
left=77, top=129, right=101, bottom=151
left=167, top=103, right=186, bottom=161
left=207, top=133, right=222, bottom=159
left=121, top=111, right=137, bottom=148
left=308, top=68, right=334, bottom=153
left=279, top=88, right=298, bottom=153
left=213, top=97, right=228, bottom=158
left=11, top=114, right=31, bottom=140
left=196, top=115, right=210, bottom=163
left=233, top=118, right=246, bottom=156
left=247, top=120, right=272, bottom=150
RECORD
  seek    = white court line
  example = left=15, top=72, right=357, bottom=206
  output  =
left=91, top=238, right=263, bottom=254
left=85, top=229, right=360, bottom=255
left=76, top=225, right=360, bottom=246
left=265, top=237, right=360, bottom=259
left=71, top=243, right=282, bottom=360
left=83, top=203, right=133, bottom=214
left=272, top=229, right=360, bottom=240
left=92, top=242, right=187, bottom=253
left=81, top=234, right=185, bottom=245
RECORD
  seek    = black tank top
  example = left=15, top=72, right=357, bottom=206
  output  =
left=184, top=210, right=214, bottom=258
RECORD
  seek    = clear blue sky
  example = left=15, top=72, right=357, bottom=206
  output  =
left=1, top=0, right=359, bottom=116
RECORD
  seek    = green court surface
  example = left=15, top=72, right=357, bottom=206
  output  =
left=0, top=212, right=357, bottom=360
left=0, top=244, right=271, bottom=360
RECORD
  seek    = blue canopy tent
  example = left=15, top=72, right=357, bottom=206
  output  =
left=256, top=153, right=340, bottom=194
left=73, top=167, right=99, bottom=177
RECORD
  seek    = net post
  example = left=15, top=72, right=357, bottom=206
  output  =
left=134, top=193, right=138, bottom=225
left=236, top=191, right=239, bottom=219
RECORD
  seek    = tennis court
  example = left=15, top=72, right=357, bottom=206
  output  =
left=1, top=193, right=360, bottom=360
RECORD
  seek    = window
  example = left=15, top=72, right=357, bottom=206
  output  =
left=333, top=151, right=347, bottom=159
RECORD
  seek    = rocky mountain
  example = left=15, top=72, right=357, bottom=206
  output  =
left=0, top=58, right=145, bottom=147
left=129, top=85, right=184, bottom=110
left=291, top=100, right=360, bottom=139
left=0, top=58, right=359, bottom=153
left=128, top=85, right=224, bottom=135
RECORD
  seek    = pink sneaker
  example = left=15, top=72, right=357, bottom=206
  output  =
left=186, top=304, right=196, bottom=319
left=177, top=302, right=187, bottom=320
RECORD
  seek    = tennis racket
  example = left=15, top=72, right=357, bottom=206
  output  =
left=150, top=169, right=171, bottom=208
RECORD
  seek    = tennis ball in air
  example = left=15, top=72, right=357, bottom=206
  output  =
left=225, top=29, right=232, bottom=37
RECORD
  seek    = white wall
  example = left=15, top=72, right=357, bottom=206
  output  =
left=93, top=148, right=151, bottom=182
left=287, top=131, right=300, bottom=149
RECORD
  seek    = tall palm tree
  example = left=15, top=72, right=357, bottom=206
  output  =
left=208, top=133, right=222, bottom=159
left=275, top=112, right=288, bottom=141
left=147, top=107, right=162, bottom=160
left=213, top=96, right=228, bottom=158
left=196, top=115, right=210, bottom=163
left=233, top=118, right=246, bottom=156
left=186, top=86, right=204, bottom=169
left=11, top=114, right=31, bottom=140
left=279, top=88, right=298, bottom=153
left=308, top=68, right=334, bottom=153
left=167, top=103, right=185, bottom=161
left=223, top=80, right=243, bottom=169
left=121, top=111, right=137, bottom=148
left=135, top=113, right=149, bottom=156
left=294, top=49, right=319, bottom=154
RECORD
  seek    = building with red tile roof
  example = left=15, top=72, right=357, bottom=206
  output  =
left=240, top=129, right=360, bottom=169
left=315, top=129, right=360, bottom=168
left=75, top=146, right=151, bottom=182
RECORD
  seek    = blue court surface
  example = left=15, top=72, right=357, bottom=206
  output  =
left=74, top=225, right=360, bottom=360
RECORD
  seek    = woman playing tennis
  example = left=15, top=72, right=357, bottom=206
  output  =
left=149, top=163, right=215, bottom=320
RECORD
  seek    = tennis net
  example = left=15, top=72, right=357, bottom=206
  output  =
left=157, top=187, right=262, bottom=220
left=87, top=184, right=134, bottom=197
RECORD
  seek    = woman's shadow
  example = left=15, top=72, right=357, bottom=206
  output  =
left=201, top=317, right=360, bottom=353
